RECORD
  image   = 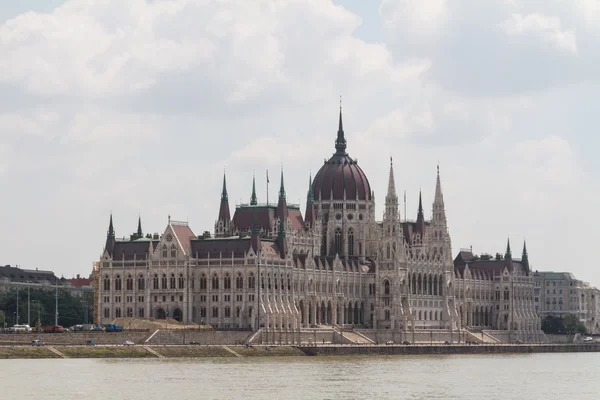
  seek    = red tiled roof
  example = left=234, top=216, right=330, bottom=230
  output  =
left=171, top=223, right=195, bottom=255
left=67, top=277, right=92, bottom=287
left=232, top=205, right=304, bottom=232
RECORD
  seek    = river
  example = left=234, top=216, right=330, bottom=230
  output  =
left=2, top=353, right=598, bottom=399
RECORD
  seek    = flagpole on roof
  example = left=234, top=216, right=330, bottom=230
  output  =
left=266, top=170, right=269, bottom=205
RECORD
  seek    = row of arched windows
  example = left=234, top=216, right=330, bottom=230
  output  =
left=415, top=310, right=443, bottom=321
left=161, top=244, right=177, bottom=258
left=334, top=228, right=358, bottom=256
left=409, top=272, right=444, bottom=296
left=199, top=272, right=255, bottom=291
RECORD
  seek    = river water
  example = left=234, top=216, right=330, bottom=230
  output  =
left=2, top=353, right=598, bottom=399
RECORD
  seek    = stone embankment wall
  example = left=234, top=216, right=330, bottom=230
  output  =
left=147, top=330, right=254, bottom=345
left=298, top=343, right=600, bottom=356
left=0, top=332, right=150, bottom=345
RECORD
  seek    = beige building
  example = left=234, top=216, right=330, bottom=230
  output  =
left=95, top=110, right=542, bottom=342
left=533, top=271, right=600, bottom=334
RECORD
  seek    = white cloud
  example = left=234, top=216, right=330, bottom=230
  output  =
left=380, top=0, right=448, bottom=37
left=499, top=13, right=577, bottom=53
left=0, top=0, right=599, bottom=288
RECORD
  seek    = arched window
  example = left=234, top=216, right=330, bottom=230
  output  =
left=347, top=229, right=354, bottom=256
left=178, top=274, right=184, bottom=289
left=115, top=307, right=122, bottom=318
left=321, top=227, right=328, bottom=256
left=161, top=274, right=167, bottom=289
left=200, top=307, right=206, bottom=318
left=385, top=310, right=391, bottom=321
left=162, top=245, right=167, bottom=258
left=249, top=273, right=255, bottom=289
left=504, top=287, right=509, bottom=301
left=334, top=228, right=343, bottom=255
left=225, top=306, right=231, bottom=318
left=358, top=242, right=362, bottom=255
left=138, top=308, right=145, bottom=318
left=170, top=244, right=176, bottom=258
left=438, top=275, right=443, bottom=296
left=386, top=244, right=391, bottom=259
left=126, top=307, right=133, bottom=317
left=103, top=275, right=110, bottom=291
left=115, top=275, right=122, bottom=291
left=138, top=274, right=145, bottom=290
left=212, top=274, right=219, bottom=290
left=212, top=307, right=219, bottom=318
left=170, top=274, right=176, bottom=289
left=224, top=273, right=231, bottom=290
left=236, top=273, right=243, bottom=290
left=268, top=274, right=271, bottom=290
left=384, top=280, right=390, bottom=295
left=236, top=306, right=241, bottom=318
left=200, top=274, right=207, bottom=290
left=126, top=275, right=133, bottom=291
left=153, top=274, right=159, bottom=289
left=104, top=308, right=110, bottom=318
left=412, top=274, right=417, bottom=295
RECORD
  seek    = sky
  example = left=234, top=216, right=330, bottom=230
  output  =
left=0, top=0, right=599, bottom=286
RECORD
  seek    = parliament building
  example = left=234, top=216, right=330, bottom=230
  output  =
left=95, top=109, right=542, bottom=343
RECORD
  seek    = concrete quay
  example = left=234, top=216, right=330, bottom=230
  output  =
left=297, top=342, right=600, bottom=356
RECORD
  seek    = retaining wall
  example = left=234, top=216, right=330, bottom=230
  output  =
left=147, top=330, right=253, bottom=345
left=0, top=332, right=150, bottom=345
left=298, top=343, right=600, bottom=356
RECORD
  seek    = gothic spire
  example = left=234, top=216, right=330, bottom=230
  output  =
left=434, top=164, right=444, bottom=207
left=522, top=240, right=528, bottom=265
left=137, top=215, right=143, bottom=237
left=386, top=157, right=397, bottom=201
left=217, top=171, right=231, bottom=229
left=250, top=173, right=258, bottom=206
left=279, top=168, right=286, bottom=201
left=505, top=238, right=512, bottom=260
left=307, top=172, right=314, bottom=204
left=107, top=213, right=115, bottom=238
left=418, top=190, right=424, bottom=218
left=221, top=172, right=228, bottom=202
left=335, top=101, right=347, bottom=155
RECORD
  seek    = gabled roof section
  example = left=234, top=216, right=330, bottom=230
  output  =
left=170, top=221, right=195, bottom=256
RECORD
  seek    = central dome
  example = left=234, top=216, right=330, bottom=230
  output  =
left=312, top=110, right=372, bottom=201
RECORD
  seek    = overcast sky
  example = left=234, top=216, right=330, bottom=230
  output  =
left=1, top=0, right=598, bottom=286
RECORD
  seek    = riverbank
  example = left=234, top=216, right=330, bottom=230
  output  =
left=1, top=343, right=599, bottom=359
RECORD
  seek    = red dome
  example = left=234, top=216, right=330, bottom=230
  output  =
left=312, top=153, right=372, bottom=201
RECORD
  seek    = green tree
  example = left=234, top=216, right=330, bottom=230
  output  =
left=0, top=309, right=5, bottom=327
left=563, top=314, right=580, bottom=334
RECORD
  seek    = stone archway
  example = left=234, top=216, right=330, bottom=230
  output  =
left=173, top=308, right=183, bottom=322
left=156, top=308, right=166, bottom=319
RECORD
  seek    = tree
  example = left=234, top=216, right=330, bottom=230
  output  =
left=0, top=310, right=4, bottom=327
left=563, top=314, right=580, bottom=334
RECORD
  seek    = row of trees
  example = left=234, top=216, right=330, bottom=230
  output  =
left=541, top=314, right=587, bottom=334
left=0, top=287, right=93, bottom=328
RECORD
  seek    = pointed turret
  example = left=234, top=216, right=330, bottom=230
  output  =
left=305, top=173, right=317, bottom=228
left=335, top=105, right=347, bottom=155
left=386, top=157, right=397, bottom=201
left=104, top=213, right=115, bottom=257
left=250, top=173, right=258, bottom=206
left=108, top=214, right=115, bottom=238
left=431, top=165, right=447, bottom=227
left=521, top=240, right=529, bottom=273
left=216, top=172, right=231, bottom=237
left=416, top=191, right=425, bottom=237
left=385, top=157, right=399, bottom=222
left=276, top=169, right=288, bottom=258
left=136, top=216, right=143, bottom=238
left=505, top=238, right=512, bottom=260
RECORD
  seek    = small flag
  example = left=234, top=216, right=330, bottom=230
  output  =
left=266, top=170, right=269, bottom=184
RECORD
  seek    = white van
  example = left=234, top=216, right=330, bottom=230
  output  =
left=13, top=325, right=32, bottom=333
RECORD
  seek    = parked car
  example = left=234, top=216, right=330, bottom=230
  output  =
left=583, top=336, right=593, bottom=343
left=123, top=340, right=135, bottom=346
left=86, top=340, right=96, bottom=346
left=31, top=340, right=45, bottom=346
